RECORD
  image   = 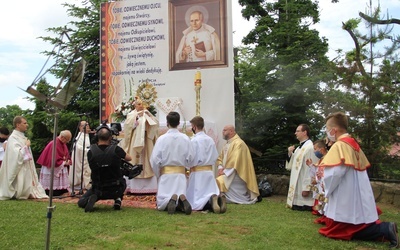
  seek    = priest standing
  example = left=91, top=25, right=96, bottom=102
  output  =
left=70, top=121, right=92, bottom=192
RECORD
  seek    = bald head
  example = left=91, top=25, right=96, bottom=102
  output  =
left=222, top=125, right=236, bottom=140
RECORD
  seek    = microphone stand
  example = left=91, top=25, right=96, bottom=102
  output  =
left=70, top=119, right=82, bottom=197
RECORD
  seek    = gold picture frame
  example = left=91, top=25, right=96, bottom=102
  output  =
left=169, top=0, right=227, bottom=71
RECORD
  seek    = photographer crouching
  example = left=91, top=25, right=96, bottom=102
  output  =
left=78, top=126, right=132, bottom=212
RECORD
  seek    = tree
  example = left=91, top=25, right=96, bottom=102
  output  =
left=24, top=78, right=86, bottom=160
left=22, top=1, right=105, bottom=159
left=0, top=105, right=26, bottom=131
left=39, top=0, right=103, bottom=120
left=328, top=2, right=400, bottom=178
left=236, top=0, right=332, bottom=171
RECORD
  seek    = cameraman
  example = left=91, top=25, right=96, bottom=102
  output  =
left=78, top=127, right=132, bottom=212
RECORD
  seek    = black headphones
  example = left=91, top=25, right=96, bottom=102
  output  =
left=95, top=123, right=112, bottom=139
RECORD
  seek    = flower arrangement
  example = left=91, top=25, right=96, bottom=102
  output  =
left=112, top=97, right=136, bottom=122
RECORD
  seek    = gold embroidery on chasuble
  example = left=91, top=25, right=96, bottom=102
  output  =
left=295, top=148, right=305, bottom=170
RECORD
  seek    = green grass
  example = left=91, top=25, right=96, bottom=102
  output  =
left=0, top=196, right=398, bottom=250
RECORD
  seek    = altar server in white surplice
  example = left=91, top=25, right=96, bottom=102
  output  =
left=285, top=124, right=318, bottom=211
left=186, top=116, right=226, bottom=213
left=0, top=116, right=48, bottom=200
left=150, top=112, right=194, bottom=215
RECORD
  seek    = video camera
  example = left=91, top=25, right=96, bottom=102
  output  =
left=120, top=159, right=143, bottom=179
left=92, top=120, right=122, bottom=144
left=95, top=120, right=121, bottom=136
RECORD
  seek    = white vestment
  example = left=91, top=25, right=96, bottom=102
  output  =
left=150, top=129, right=193, bottom=210
left=186, top=131, right=219, bottom=210
left=69, top=132, right=91, bottom=190
left=0, top=130, right=48, bottom=200
left=176, top=24, right=221, bottom=62
left=323, top=165, right=378, bottom=224
left=285, top=140, right=318, bottom=207
left=122, top=109, right=159, bottom=194
left=0, top=141, right=6, bottom=162
left=222, top=174, right=257, bottom=204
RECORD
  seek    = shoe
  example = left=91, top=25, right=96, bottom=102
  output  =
left=178, top=194, right=192, bottom=215
left=210, top=194, right=220, bottom=213
left=218, top=194, right=227, bottom=214
left=84, top=194, right=97, bottom=212
left=167, top=194, right=177, bottom=215
left=388, top=222, right=399, bottom=248
left=113, top=198, right=122, bottom=210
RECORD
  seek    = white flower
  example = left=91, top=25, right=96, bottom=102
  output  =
left=122, top=108, right=131, bottom=116
left=115, top=104, right=122, bottom=112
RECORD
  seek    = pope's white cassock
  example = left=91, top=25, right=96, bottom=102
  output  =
left=176, top=23, right=221, bottom=63
left=150, top=128, right=193, bottom=210
left=0, top=130, right=48, bottom=200
left=69, top=131, right=91, bottom=190
left=186, top=131, right=219, bottom=210
left=285, top=140, right=318, bottom=208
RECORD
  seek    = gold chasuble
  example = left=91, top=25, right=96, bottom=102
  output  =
left=216, top=134, right=259, bottom=196
left=320, top=134, right=370, bottom=171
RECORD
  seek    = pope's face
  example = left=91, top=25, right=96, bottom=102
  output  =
left=190, top=12, right=203, bottom=31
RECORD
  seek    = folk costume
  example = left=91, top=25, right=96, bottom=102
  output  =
left=285, top=139, right=318, bottom=209
left=216, top=134, right=259, bottom=204
left=0, top=130, right=47, bottom=200
left=122, top=108, right=158, bottom=194
left=187, top=131, right=219, bottom=210
left=150, top=128, right=193, bottom=211
left=38, top=137, right=71, bottom=195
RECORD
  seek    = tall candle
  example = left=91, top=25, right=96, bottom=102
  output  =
left=194, top=68, right=201, bottom=86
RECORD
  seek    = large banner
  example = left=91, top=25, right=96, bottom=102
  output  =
left=100, top=0, right=234, bottom=150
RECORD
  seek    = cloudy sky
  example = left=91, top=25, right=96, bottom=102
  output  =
left=1, top=0, right=399, bottom=110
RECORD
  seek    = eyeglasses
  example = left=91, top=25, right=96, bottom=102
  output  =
left=61, top=136, right=71, bottom=143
